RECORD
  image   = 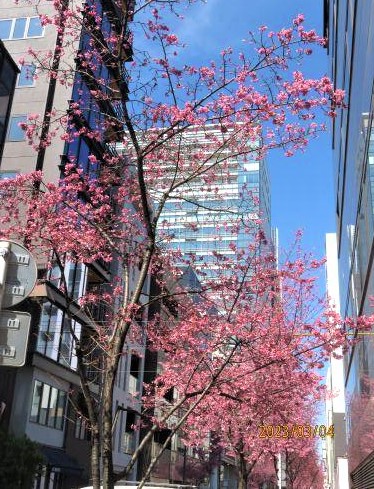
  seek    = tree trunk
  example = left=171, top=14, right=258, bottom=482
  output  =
left=91, top=426, right=101, bottom=489
left=76, top=345, right=102, bottom=489
left=237, top=454, right=248, bottom=489
left=102, top=359, right=116, bottom=489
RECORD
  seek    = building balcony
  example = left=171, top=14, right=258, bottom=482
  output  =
left=150, top=443, right=210, bottom=484
left=30, top=281, right=98, bottom=331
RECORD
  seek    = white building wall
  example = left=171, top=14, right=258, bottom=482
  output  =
left=325, top=233, right=349, bottom=489
left=326, top=234, right=346, bottom=415
left=336, top=457, right=349, bottom=489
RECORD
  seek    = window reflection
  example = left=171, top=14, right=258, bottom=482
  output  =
left=29, top=380, right=67, bottom=430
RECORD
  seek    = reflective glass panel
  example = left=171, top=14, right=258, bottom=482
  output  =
left=12, top=18, right=27, bottom=39
left=7, top=115, right=27, bottom=141
left=27, top=17, right=43, bottom=37
left=17, top=64, right=36, bottom=87
left=0, top=20, right=12, bottom=40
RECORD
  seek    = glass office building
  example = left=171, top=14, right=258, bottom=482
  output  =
left=156, top=126, right=272, bottom=280
left=327, top=0, right=374, bottom=485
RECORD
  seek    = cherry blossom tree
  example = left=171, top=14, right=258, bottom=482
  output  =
left=0, top=1, right=359, bottom=489
left=153, top=244, right=339, bottom=489
left=284, top=447, right=325, bottom=489
left=247, top=455, right=276, bottom=489
left=243, top=440, right=324, bottom=488
left=247, top=434, right=325, bottom=488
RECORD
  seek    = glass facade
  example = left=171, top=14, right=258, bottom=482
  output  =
left=157, top=129, right=271, bottom=280
left=63, top=0, right=128, bottom=177
left=328, top=0, right=374, bottom=479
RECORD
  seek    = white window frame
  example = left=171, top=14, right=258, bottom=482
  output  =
left=0, top=17, right=45, bottom=40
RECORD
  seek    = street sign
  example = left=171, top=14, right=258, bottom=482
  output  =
left=0, top=310, right=31, bottom=367
left=0, top=241, right=37, bottom=308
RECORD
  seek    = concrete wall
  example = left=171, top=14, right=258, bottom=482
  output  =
left=0, top=0, right=76, bottom=181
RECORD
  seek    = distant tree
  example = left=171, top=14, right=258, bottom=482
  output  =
left=0, top=430, right=43, bottom=489
left=285, top=447, right=325, bottom=489
left=248, top=454, right=276, bottom=488
left=0, top=1, right=360, bottom=489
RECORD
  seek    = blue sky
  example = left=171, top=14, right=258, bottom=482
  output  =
left=163, top=0, right=335, bottom=270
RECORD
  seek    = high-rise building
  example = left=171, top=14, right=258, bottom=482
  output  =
left=0, top=2, right=143, bottom=488
left=152, top=125, right=271, bottom=280
left=327, top=1, right=374, bottom=485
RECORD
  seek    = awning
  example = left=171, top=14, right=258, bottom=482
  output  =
left=39, top=445, right=83, bottom=475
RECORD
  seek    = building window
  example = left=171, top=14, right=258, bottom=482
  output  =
left=0, top=171, right=18, bottom=180
left=33, top=467, right=63, bottom=489
left=47, top=261, right=87, bottom=300
left=27, top=17, right=44, bottom=37
left=75, top=416, right=91, bottom=441
left=36, top=301, right=81, bottom=370
left=115, top=351, right=128, bottom=390
left=0, top=20, right=12, bottom=40
left=7, top=115, right=27, bottom=141
left=122, top=411, right=136, bottom=454
left=12, top=18, right=27, bottom=39
left=30, top=380, right=67, bottom=430
left=129, top=354, right=141, bottom=396
left=17, top=64, right=36, bottom=87
left=154, top=428, right=172, bottom=450
left=66, top=261, right=87, bottom=301
left=0, top=17, right=44, bottom=40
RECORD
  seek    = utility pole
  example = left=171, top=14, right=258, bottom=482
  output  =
left=277, top=453, right=287, bottom=489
